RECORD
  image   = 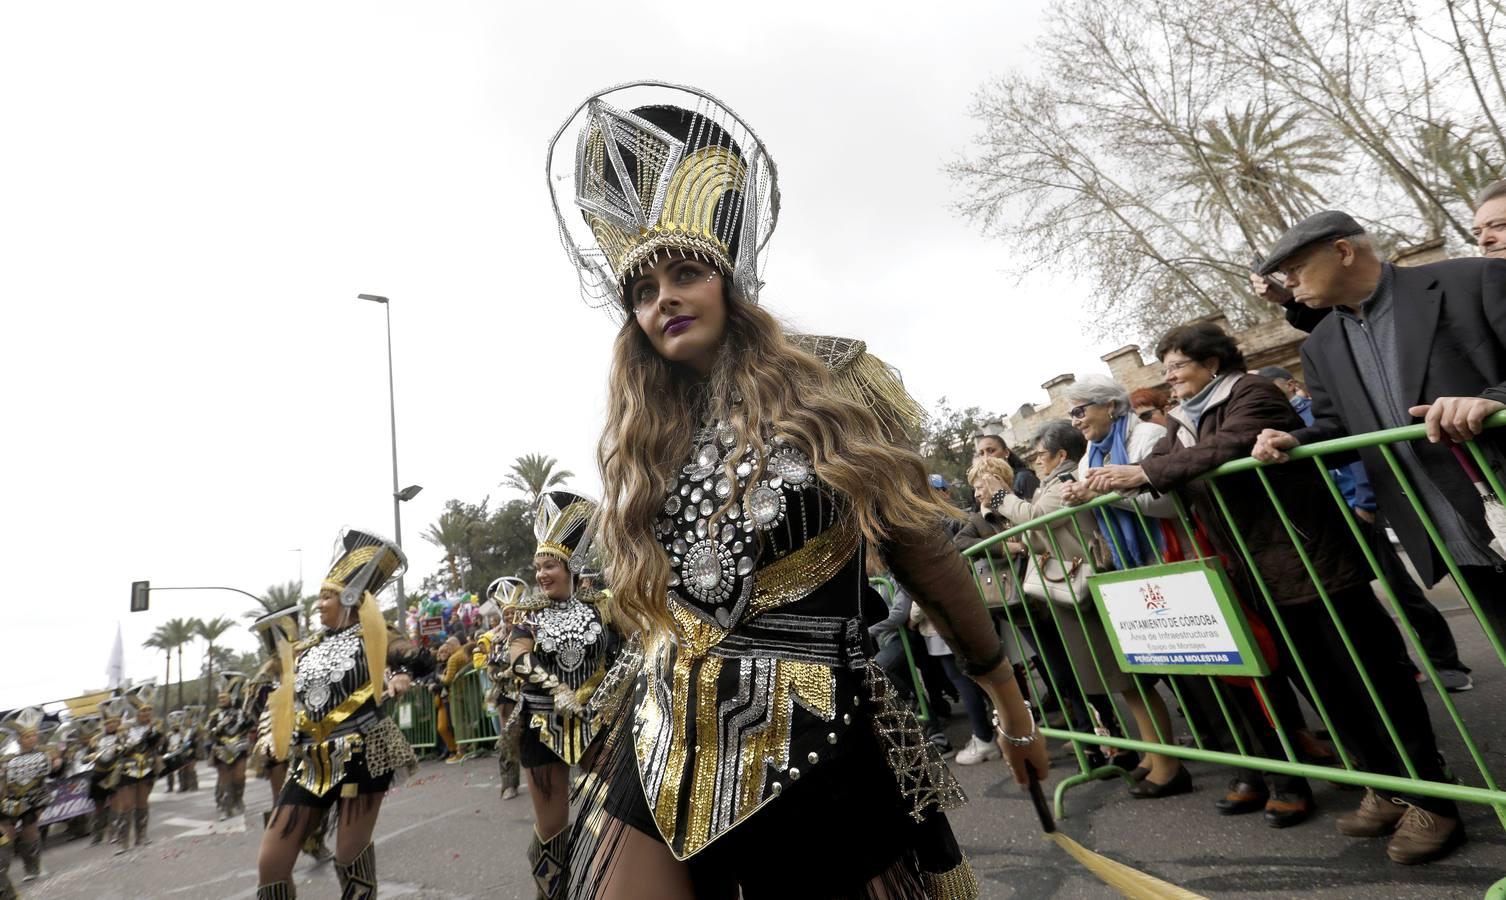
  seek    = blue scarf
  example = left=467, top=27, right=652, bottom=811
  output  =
left=1087, top=414, right=1162, bottom=570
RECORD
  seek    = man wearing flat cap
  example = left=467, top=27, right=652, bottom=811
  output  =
left=1250, top=210, right=1506, bottom=863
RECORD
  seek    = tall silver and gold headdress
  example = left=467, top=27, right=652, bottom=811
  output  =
left=547, top=81, right=780, bottom=319
left=533, top=490, right=598, bottom=574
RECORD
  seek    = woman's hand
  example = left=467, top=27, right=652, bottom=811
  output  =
left=1058, top=480, right=1101, bottom=506
left=1084, top=464, right=1148, bottom=493
left=1005, top=538, right=1027, bottom=557
left=1000, top=731, right=1051, bottom=788
left=973, top=662, right=1050, bottom=786
left=386, top=673, right=413, bottom=698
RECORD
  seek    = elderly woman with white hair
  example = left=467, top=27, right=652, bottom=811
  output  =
left=1059, top=374, right=1173, bottom=563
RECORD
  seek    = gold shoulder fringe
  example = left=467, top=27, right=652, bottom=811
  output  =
left=787, top=333, right=926, bottom=446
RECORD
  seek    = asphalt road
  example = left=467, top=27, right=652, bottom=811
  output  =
left=16, top=600, right=1506, bottom=898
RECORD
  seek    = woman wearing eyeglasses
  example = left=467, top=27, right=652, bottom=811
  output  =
left=1129, top=387, right=1173, bottom=429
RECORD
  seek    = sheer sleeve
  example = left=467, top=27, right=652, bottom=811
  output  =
left=881, top=523, right=1006, bottom=677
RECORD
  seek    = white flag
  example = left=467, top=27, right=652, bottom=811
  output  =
left=106, top=622, right=124, bottom=690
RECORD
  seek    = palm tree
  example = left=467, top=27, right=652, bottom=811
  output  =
left=423, top=509, right=475, bottom=590
left=194, top=616, right=237, bottom=702
left=299, top=593, right=320, bottom=635
left=142, top=627, right=173, bottom=707
left=163, top=617, right=197, bottom=708
left=502, top=453, right=573, bottom=508
left=246, top=581, right=304, bottom=620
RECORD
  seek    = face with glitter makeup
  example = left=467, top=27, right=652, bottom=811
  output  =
left=627, top=254, right=728, bottom=375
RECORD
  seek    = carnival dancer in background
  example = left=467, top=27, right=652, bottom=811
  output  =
left=474, top=576, right=530, bottom=802
left=248, top=604, right=332, bottom=861
left=86, top=700, right=126, bottom=846
left=546, top=82, right=1048, bottom=898
left=112, top=684, right=164, bottom=853
left=1, top=707, right=62, bottom=891
left=506, top=491, right=615, bottom=898
left=178, top=705, right=203, bottom=793
left=206, top=673, right=252, bottom=821
left=255, top=529, right=434, bottom=900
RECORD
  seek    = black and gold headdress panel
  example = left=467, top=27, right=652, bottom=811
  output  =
left=548, top=81, right=779, bottom=319
left=321, top=528, right=406, bottom=707
left=250, top=605, right=301, bottom=762
left=534, top=490, right=599, bottom=574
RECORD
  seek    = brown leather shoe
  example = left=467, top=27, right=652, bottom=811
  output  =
left=1214, top=780, right=1267, bottom=816
left=1263, top=792, right=1313, bottom=829
left=1335, top=788, right=1405, bottom=837
left=1386, top=802, right=1465, bottom=865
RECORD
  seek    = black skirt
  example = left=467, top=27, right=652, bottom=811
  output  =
left=601, top=714, right=962, bottom=899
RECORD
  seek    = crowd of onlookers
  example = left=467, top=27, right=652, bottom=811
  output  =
left=871, top=182, right=1506, bottom=867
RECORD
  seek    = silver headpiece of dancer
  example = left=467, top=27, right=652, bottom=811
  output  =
left=547, top=81, right=780, bottom=321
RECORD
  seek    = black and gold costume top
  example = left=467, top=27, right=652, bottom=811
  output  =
left=205, top=705, right=252, bottom=765
left=284, top=623, right=433, bottom=798
left=630, top=425, right=897, bottom=859
left=511, top=588, right=613, bottom=765
left=0, top=750, right=56, bottom=818
left=118, top=722, right=163, bottom=780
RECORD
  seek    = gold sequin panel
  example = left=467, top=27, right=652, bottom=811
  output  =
left=634, top=645, right=849, bottom=859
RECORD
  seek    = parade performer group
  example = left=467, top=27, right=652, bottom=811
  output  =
left=206, top=672, right=252, bottom=820
left=499, top=491, right=617, bottom=897
left=1, top=708, right=61, bottom=896
left=474, top=576, right=531, bottom=803
left=108, top=685, right=164, bottom=854
left=248, top=606, right=333, bottom=862
left=541, top=82, right=1047, bottom=898
left=255, top=529, right=434, bottom=900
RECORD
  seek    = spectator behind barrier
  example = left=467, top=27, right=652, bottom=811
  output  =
left=980, top=420, right=1189, bottom=797
left=1474, top=178, right=1505, bottom=259
left=1091, top=320, right=1464, bottom=864
left=1058, top=375, right=1175, bottom=569
left=1128, top=387, right=1173, bottom=429
left=974, top=421, right=1040, bottom=501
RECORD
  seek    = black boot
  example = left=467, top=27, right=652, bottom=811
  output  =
left=17, top=838, right=39, bottom=882
left=256, top=882, right=296, bottom=899
left=0, top=835, right=18, bottom=900
left=527, top=825, right=570, bottom=900
left=91, top=807, right=108, bottom=845
left=112, top=811, right=133, bottom=854
left=134, top=808, right=151, bottom=846
left=335, top=841, right=376, bottom=899
left=232, top=780, right=246, bottom=815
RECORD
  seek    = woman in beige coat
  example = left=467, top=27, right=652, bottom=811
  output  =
left=978, top=420, right=1190, bottom=798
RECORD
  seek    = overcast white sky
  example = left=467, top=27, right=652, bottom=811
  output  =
left=0, top=1, right=1117, bottom=710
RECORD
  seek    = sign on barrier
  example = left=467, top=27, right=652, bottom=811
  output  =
left=1090, top=558, right=1269, bottom=676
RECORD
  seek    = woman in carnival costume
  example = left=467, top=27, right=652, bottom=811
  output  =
left=255, top=529, right=434, bottom=900
left=473, top=576, right=531, bottom=802
left=85, top=701, right=126, bottom=845
left=112, top=684, right=165, bottom=853
left=546, top=82, right=1049, bottom=898
left=249, top=605, right=333, bottom=861
left=506, top=491, right=617, bottom=899
left=0, top=707, right=62, bottom=894
left=206, top=671, right=253, bottom=820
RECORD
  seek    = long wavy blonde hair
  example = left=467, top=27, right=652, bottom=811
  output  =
left=597, top=278, right=951, bottom=636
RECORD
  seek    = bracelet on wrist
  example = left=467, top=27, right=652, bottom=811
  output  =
left=991, top=702, right=1039, bottom=747
left=990, top=489, right=1009, bottom=509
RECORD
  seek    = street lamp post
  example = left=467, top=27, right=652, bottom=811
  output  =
left=358, top=294, right=422, bottom=622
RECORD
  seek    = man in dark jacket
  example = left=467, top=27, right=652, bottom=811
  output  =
left=1252, top=212, right=1505, bottom=860
left=1252, top=213, right=1506, bottom=622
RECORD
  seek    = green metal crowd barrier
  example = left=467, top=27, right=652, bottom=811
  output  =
left=383, top=682, right=438, bottom=751
left=448, top=665, right=500, bottom=751
left=945, top=413, right=1506, bottom=894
